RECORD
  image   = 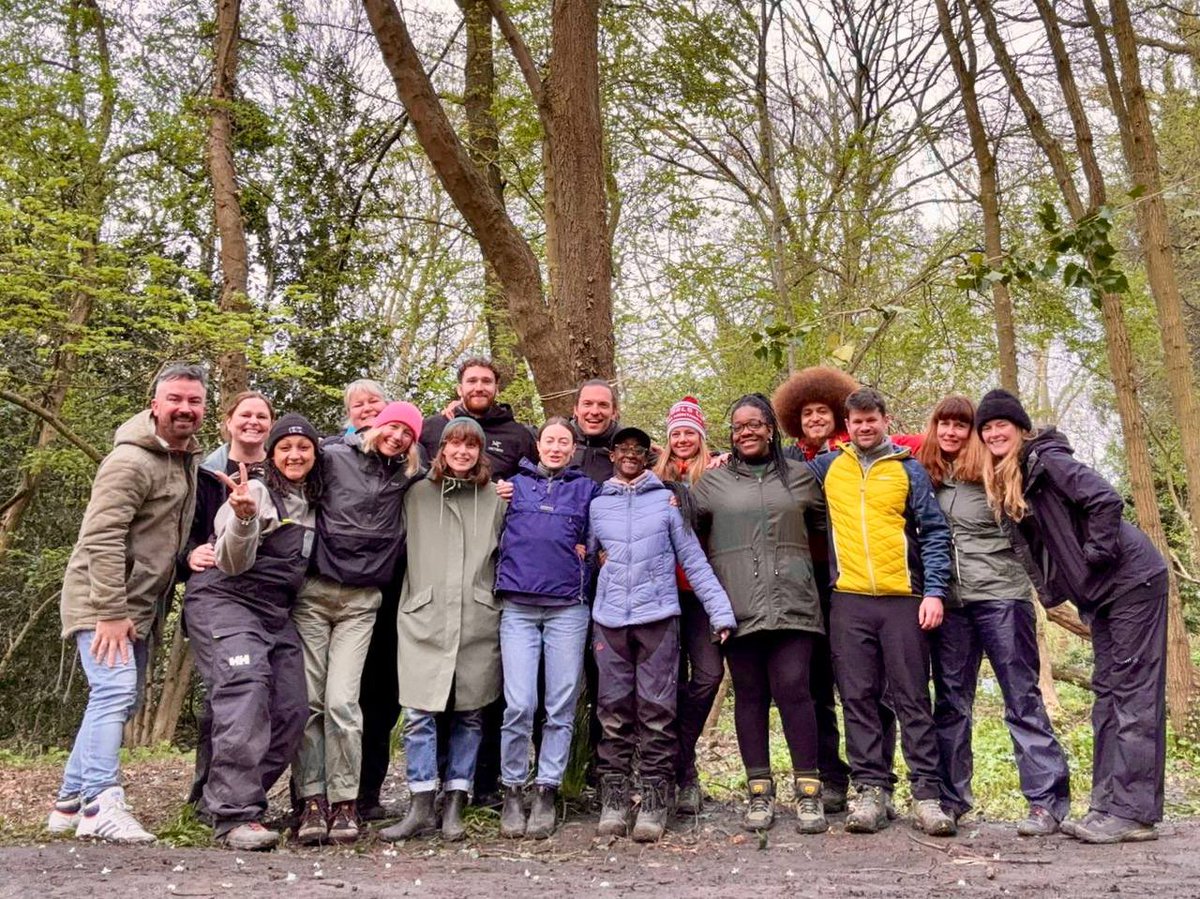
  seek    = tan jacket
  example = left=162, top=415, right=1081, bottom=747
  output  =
left=60, top=410, right=201, bottom=638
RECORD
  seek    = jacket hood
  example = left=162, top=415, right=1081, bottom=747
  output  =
left=519, top=457, right=587, bottom=481
left=600, top=470, right=668, bottom=497
left=452, top=401, right=517, bottom=426
left=1023, top=426, right=1073, bottom=460
left=117, top=410, right=200, bottom=456
left=571, top=417, right=619, bottom=448
left=202, top=442, right=230, bottom=472
left=834, top=438, right=909, bottom=460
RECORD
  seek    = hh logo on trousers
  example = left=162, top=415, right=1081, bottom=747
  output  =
left=227, top=654, right=251, bottom=667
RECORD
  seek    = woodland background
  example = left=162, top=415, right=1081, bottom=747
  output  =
left=2, top=0, right=1200, bottom=765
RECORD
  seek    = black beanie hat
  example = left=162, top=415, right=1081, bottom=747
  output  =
left=975, top=389, right=1032, bottom=435
left=267, top=412, right=321, bottom=455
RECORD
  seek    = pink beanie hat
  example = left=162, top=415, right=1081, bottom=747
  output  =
left=666, top=396, right=707, bottom=441
left=373, top=401, right=424, bottom=442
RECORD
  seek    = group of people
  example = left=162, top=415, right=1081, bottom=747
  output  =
left=47, top=357, right=1168, bottom=852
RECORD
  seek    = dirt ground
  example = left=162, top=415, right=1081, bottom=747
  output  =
left=1, top=755, right=1198, bottom=898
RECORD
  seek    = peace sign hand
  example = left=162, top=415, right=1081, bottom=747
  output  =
left=217, top=462, right=258, bottom=520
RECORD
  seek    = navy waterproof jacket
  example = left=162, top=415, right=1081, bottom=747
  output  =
left=495, top=460, right=600, bottom=604
left=1010, top=428, right=1166, bottom=616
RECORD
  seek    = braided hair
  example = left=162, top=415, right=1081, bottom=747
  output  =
left=729, top=393, right=791, bottom=488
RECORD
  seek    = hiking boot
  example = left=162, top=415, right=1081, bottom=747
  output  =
left=327, top=801, right=359, bottom=843
left=676, top=780, right=703, bottom=816
left=295, top=796, right=329, bottom=845
left=794, top=777, right=828, bottom=835
left=1060, top=808, right=1103, bottom=839
left=742, top=777, right=776, bottom=831
left=75, top=787, right=155, bottom=844
left=632, top=778, right=669, bottom=843
left=526, top=785, right=558, bottom=840
left=845, top=785, right=888, bottom=834
left=219, top=821, right=280, bottom=851
left=596, top=775, right=631, bottom=837
left=47, top=795, right=81, bottom=834
left=1017, top=806, right=1060, bottom=837
left=913, top=799, right=957, bottom=837
left=821, top=783, right=848, bottom=815
left=380, top=791, right=437, bottom=841
left=356, top=795, right=394, bottom=822
left=1072, top=813, right=1158, bottom=844
left=499, top=785, right=526, bottom=839
left=441, top=789, right=468, bottom=842
left=884, top=789, right=898, bottom=820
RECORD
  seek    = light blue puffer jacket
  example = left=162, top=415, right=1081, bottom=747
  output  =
left=588, top=471, right=736, bottom=631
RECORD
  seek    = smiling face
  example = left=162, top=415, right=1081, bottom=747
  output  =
left=538, top=423, right=575, bottom=470
left=443, top=435, right=482, bottom=476
left=347, top=389, right=387, bottom=431
left=846, top=407, right=888, bottom=451
left=574, top=384, right=616, bottom=437
left=612, top=438, right=649, bottom=481
left=800, top=402, right=836, bottom=444
left=457, top=365, right=498, bottom=416
left=273, top=435, right=316, bottom=482
left=936, top=417, right=971, bottom=459
left=731, top=405, right=772, bottom=459
left=228, top=397, right=272, bottom=451
left=376, top=421, right=414, bottom=458
left=668, top=427, right=702, bottom=462
left=151, top=377, right=207, bottom=447
left=981, top=418, right=1021, bottom=458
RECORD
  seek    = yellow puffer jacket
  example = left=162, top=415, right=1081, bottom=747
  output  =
left=811, top=441, right=952, bottom=598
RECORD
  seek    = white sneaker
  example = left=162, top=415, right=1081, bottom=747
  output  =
left=47, top=795, right=82, bottom=833
left=75, top=786, right=155, bottom=843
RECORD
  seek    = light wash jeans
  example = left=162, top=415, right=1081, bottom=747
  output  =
left=499, top=601, right=590, bottom=788
left=58, top=630, right=149, bottom=802
left=404, top=708, right=484, bottom=794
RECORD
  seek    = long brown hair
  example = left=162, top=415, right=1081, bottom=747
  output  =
left=219, top=391, right=275, bottom=442
left=982, top=428, right=1035, bottom=521
left=429, top=419, right=492, bottom=486
left=916, top=395, right=987, bottom=487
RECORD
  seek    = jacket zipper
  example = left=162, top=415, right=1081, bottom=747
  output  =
left=625, top=486, right=634, bottom=621
left=858, top=456, right=877, bottom=593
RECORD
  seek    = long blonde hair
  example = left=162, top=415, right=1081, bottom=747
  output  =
left=653, top=432, right=712, bottom=485
left=982, top=429, right=1035, bottom=521
left=360, top=424, right=423, bottom=477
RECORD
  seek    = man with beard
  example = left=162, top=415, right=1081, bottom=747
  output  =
left=569, top=380, right=620, bottom=483
left=419, top=358, right=536, bottom=480
left=50, top=363, right=207, bottom=843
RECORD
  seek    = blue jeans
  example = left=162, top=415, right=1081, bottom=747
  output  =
left=404, top=708, right=483, bottom=794
left=59, top=630, right=149, bottom=801
left=499, top=602, right=590, bottom=787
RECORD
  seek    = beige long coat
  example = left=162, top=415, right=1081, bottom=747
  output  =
left=396, top=476, right=506, bottom=712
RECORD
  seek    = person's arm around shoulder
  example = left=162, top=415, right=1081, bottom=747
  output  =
left=666, top=502, right=735, bottom=641
left=212, top=476, right=275, bottom=576
left=1038, top=448, right=1124, bottom=567
left=904, top=459, right=951, bottom=630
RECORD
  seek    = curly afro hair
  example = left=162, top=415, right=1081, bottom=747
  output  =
left=772, top=366, right=860, bottom=440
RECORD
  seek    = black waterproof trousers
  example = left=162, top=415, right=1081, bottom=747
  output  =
left=931, top=599, right=1070, bottom=819
left=674, top=591, right=725, bottom=785
left=357, top=579, right=402, bottom=807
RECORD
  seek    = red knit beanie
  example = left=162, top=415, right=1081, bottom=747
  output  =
left=666, top=396, right=706, bottom=441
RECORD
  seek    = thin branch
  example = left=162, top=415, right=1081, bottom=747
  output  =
left=0, top=388, right=103, bottom=462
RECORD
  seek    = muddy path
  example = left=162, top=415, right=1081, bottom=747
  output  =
left=2, top=813, right=1196, bottom=898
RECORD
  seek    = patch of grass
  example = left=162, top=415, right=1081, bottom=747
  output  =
left=156, top=802, right=212, bottom=848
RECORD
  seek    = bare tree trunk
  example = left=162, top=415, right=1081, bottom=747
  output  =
left=934, top=0, right=1018, bottom=392
left=209, top=0, right=250, bottom=398
left=364, top=0, right=583, bottom=412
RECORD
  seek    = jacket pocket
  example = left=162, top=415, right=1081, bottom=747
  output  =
left=400, top=586, right=434, bottom=614
left=473, top=588, right=503, bottom=612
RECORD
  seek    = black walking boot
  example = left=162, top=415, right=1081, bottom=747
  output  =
left=597, top=775, right=631, bottom=837
left=441, top=789, right=469, bottom=842
left=526, top=785, right=559, bottom=840
left=632, top=778, right=669, bottom=842
left=499, top=785, right=526, bottom=839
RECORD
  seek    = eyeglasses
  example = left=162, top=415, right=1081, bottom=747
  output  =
left=731, top=420, right=770, bottom=435
left=612, top=444, right=649, bottom=458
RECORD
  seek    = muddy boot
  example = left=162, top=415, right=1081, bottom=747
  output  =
left=380, top=791, right=436, bottom=842
left=821, top=782, right=848, bottom=815
left=499, top=785, right=526, bottom=839
left=441, top=790, right=468, bottom=842
left=794, top=777, right=828, bottom=835
left=327, top=800, right=360, bottom=844
left=742, top=777, right=776, bottom=831
left=912, top=799, right=957, bottom=837
left=632, top=778, right=669, bottom=843
left=526, top=785, right=558, bottom=840
left=295, top=796, right=329, bottom=846
left=845, top=785, right=888, bottom=834
left=596, top=775, right=631, bottom=838
left=676, top=779, right=703, bottom=816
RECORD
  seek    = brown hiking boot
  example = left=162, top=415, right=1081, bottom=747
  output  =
left=295, top=796, right=328, bottom=845
left=631, top=778, right=669, bottom=842
left=327, top=801, right=359, bottom=843
left=794, top=777, right=827, bottom=834
left=845, top=786, right=888, bottom=834
left=597, top=775, right=631, bottom=837
left=912, top=799, right=957, bottom=837
left=742, top=777, right=776, bottom=831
